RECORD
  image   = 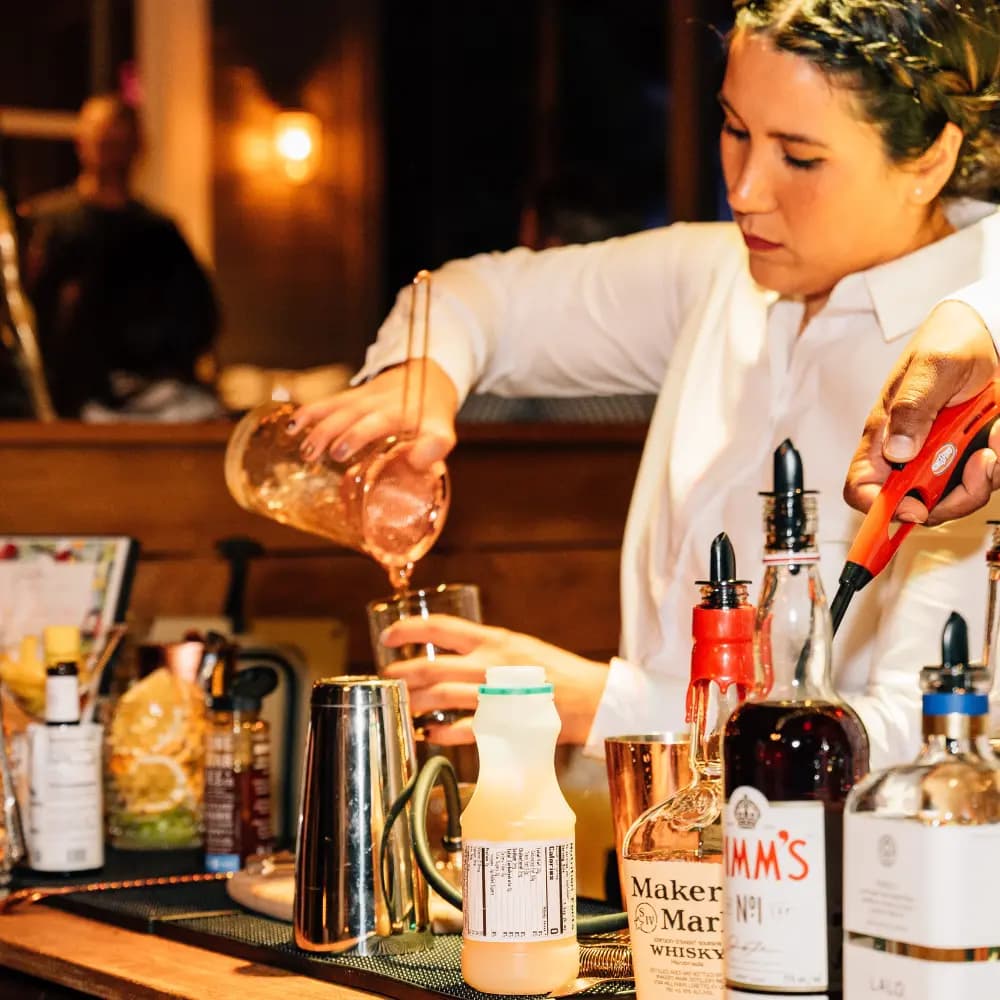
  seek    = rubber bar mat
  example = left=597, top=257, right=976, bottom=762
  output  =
left=40, top=883, right=634, bottom=1000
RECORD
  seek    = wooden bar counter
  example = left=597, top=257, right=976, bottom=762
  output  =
left=0, top=419, right=645, bottom=995
left=0, top=419, right=646, bottom=667
left=0, top=906, right=374, bottom=998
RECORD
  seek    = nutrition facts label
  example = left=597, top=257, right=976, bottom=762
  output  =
left=463, top=838, right=576, bottom=942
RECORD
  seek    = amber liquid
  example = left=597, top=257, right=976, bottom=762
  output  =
left=723, top=700, right=869, bottom=999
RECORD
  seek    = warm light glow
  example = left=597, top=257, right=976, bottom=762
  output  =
left=276, top=125, right=312, bottom=162
left=273, top=110, right=321, bottom=183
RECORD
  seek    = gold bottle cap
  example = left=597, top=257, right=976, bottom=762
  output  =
left=43, top=624, right=81, bottom=662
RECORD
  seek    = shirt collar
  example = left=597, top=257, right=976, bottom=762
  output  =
left=863, top=199, right=1000, bottom=343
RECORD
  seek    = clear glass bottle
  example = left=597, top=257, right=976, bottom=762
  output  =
left=723, top=440, right=869, bottom=1000
left=622, top=532, right=754, bottom=999
left=461, top=665, right=578, bottom=995
left=844, top=612, right=1000, bottom=996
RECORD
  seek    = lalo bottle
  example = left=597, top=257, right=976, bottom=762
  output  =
left=622, top=532, right=754, bottom=999
left=461, top=666, right=578, bottom=995
left=27, top=625, right=104, bottom=873
left=723, top=440, right=869, bottom=999
left=844, top=612, right=1000, bottom=996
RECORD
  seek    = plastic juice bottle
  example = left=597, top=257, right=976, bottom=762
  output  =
left=460, top=666, right=578, bottom=994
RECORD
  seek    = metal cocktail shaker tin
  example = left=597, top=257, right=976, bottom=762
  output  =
left=293, top=676, right=431, bottom=954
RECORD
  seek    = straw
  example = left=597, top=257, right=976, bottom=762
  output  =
left=401, top=269, right=433, bottom=440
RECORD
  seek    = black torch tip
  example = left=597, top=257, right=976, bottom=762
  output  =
left=773, top=438, right=804, bottom=494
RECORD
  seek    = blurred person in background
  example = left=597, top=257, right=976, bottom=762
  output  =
left=19, top=95, right=221, bottom=421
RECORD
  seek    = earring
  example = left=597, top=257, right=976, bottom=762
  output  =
left=913, top=186, right=924, bottom=200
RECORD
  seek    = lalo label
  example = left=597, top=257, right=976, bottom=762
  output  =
left=622, top=857, right=723, bottom=999
left=463, top=838, right=576, bottom=942
left=845, top=813, right=1000, bottom=950
left=723, top=786, right=827, bottom=991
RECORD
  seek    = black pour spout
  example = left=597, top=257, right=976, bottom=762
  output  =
left=763, top=438, right=814, bottom=551
left=920, top=611, right=990, bottom=695
left=696, top=532, right=750, bottom=609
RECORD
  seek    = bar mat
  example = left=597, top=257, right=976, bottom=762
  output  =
left=15, top=853, right=633, bottom=1000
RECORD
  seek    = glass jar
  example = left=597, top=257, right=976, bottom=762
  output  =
left=106, top=641, right=205, bottom=849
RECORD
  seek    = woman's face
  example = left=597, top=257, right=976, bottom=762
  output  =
left=720, top=30, right=931, bottom=303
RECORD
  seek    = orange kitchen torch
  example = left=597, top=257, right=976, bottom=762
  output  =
left=831, top=379, right=1000, bottom=635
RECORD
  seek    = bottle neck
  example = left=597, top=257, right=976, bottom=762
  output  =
left=922, top=711, right=987, bottom=743
left=687, top=678, right=744, bottom=783
left=754, top=561, right=836, bottom=702
left=474, top=695, right=560, bottom=783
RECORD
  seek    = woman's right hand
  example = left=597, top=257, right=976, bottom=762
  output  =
left=288, top=358, right=460, bottom=470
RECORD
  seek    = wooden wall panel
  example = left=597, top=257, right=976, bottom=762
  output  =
left=0, top=421, right=644, bottom=669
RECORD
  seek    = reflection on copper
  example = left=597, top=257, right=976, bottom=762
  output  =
left=604, top=732, right=691, bottom=897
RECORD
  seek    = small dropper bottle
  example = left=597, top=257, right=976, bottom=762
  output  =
left=43, top=625, right=81, bottom=725
left=29, top=626, right=103, bottom=873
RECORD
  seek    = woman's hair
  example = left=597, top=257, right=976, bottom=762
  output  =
left=732, top=1, right=1000, bottom=200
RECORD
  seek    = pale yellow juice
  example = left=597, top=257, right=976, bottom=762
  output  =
left=460, top=674, right=579, bottom=995
left=461, top=808, right=579, bottom=993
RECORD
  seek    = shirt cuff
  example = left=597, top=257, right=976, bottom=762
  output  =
left=938, top=278, right=1000, bottom=354
left=352, top=314, right=482, bottom=402
left=583, top=656, right=690, bottom=758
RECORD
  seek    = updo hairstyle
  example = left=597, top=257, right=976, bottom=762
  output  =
left=733, top=1, right=1000, bottom=200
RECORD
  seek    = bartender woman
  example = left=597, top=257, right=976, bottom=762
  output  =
left=295, top=0, right=1000, bottom=769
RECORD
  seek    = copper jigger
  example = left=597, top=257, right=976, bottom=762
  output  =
left=604, top=732, right=691, bottom=900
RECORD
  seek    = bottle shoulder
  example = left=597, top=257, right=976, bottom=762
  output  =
left=623, top=778, right=724, bottom=860
left=848, top=753, right=1000, bottom=823
left=726, top=698, right=867, bottom=740
left=461, top=783, right=575, bottom=839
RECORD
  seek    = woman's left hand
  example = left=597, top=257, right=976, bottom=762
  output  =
left=380, top=614, right=609, bottom=745
left=844, top=299, right=1000, bottom=525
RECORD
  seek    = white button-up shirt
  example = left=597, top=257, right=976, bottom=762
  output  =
left=358, top=200, right=1000, bottom=770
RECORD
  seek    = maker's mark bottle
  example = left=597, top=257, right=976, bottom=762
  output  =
left=623, top=532, right=754, bottom=999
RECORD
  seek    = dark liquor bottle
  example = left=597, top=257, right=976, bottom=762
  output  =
left=722, top=440, right=869, bottom=999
